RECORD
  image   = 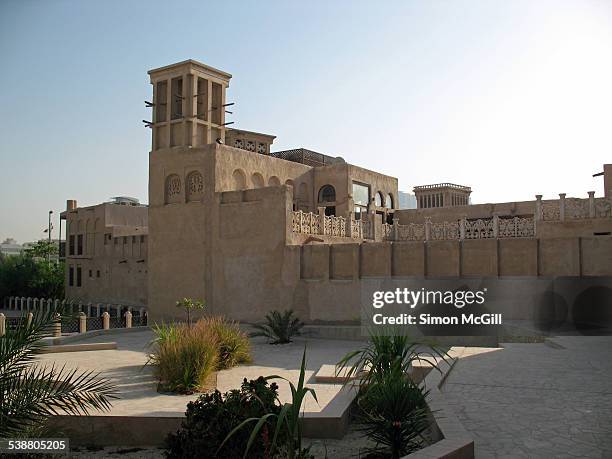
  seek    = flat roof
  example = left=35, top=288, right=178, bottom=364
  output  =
left=148, top=59, right=232, bottom=80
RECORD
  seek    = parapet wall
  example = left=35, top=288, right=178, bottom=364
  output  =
left=298, top=237, right=612, bottom=281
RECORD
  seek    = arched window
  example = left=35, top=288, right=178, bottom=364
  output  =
left=251, top=172, right=264, bottom=188
left=375, top=192, right=384, bottom=207
left=386, top=193, right=394, bottom=209
left=285, top=179, right=294, bottom=188
left=186, top=171, right=204, bottom=202
left=318, top=185, right=336, bottom=203
left=165, top=174, right=182, bottom=204
left=268, top=176, right=280, bottom=186
left=232, top=169, right=246, bottom=190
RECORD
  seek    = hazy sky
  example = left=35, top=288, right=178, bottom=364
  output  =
left=1, top=0, right=611, bottom=243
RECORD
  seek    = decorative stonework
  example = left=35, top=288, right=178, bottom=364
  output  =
left=324, top=215, right=346, bottom=237
left=234, top=139, right=244, bottom=148
left=541, top=201, right=560, bottom=221
left=164, top=174, right=182, bottom=204
left=565, top=198, right=589, bottom=219
left=499, top=216, right=535, bottom=238
left=396, top=223, right=426, bottom=241
left=595, top=198, right=612, bottom=218
left=246, top=140, right=256, bottom=152
left=431, top=221, right=460, bottom=240
left=257, top=143, right=266, bottom=154
left=186, top=171, right=204, bottom=202
left=464, top=219, right=494, bottom=239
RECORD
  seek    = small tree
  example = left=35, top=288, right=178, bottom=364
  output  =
left=23, top=241, right=57, bottom=260
left=176, top=298, right=205, bottom=327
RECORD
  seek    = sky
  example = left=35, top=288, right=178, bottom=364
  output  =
left=1, top=0, right=611, bottom=243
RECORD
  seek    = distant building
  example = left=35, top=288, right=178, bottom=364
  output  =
left=413, top=183, right=472, bottom=209
left=398, top=191, right=417, bottom=209
left=0, top=238, right=23, bottom=257
left=60, top=197, right=148, bottom=307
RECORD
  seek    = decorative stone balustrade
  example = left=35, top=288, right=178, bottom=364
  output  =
left=382, top=216, right=535, bottom=241
left=540, top=195, right=612, bottom=221
left=291, top=210, right=372, bottom=239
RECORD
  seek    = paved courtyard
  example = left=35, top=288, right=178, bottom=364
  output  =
left=442, top=336, right=612, bottom=458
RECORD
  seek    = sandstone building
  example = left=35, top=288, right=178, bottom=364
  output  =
left=63, top=59, right=612, bottom=324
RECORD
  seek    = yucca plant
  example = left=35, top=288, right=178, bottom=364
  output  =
left=357, top=364, right=430, bottom=458
left=336, top=328, right=447, bottom=387
left=220, top=348, right=316, bottom=459
left=250, top=310, right=304, bottom=344
left=0, top=309, right=118, bottom=437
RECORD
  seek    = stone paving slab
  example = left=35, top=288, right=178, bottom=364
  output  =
left=36, top=329, right=359, bottom=418
left=441, top=336, right=612, bottom=458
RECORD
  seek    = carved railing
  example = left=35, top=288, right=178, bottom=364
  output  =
left=396, top=223, right=426, bottom=241
left=499, top=216, right=535, bottom=238
left=291, top=211, right=348, bottom=238
left=431, top=221, right=459, bottom=240
left=464, top=218, right=494, bottom=239
left=540, top=196, right=612, bottom=221
left=352, top=219, right=364, bottom=239
left=292, top=210, right=321, bottom=235
left=324, top=215, right=346, bottom=237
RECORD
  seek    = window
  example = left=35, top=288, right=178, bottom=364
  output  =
left=140, top=235, right=145, bottom=243
left=88, top=269, right=92, bottom=278
left=69, top=235, right=75, bottom=255
left=96, top=270, right=100, bottom=278
left=318, top=185, right=336, bottom=203
left=375, top=192, right=384, bottom=207
left=132, top=236, right=137, bottom=243
left=352, top=182, right=370, bottom=218
left=77, top=234, right=83, bottom=255
left=76, top=266, right=82, bottom=287
left=104, top=233, right=111, bottom=245
left=156, top=80, right=168, bottom=122
left=69, top=266, right=74, bottom=286
left=171, top=77, right=183, bottom=120
left=123, top=237, right=127, bottom=245
left=386, top=194, right=393, bottom=209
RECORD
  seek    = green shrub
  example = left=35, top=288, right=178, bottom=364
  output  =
left=250, top=310, right=304, bottom=344
left=221, top=348, right=316, bottom=459
left=165, top=377, right=282, bottom=459
left=149, top=322, right=219, bottom=394
left=203, top=317, right=252, bottom=369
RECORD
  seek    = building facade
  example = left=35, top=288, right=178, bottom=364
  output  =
left=64, top=59, right=612, bottom=324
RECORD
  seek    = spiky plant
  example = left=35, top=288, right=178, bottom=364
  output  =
left=0, top=309, right=118, bottom=437
left=357, top=364, right=430, bottom=458
left=219, top=348, right=316, bottom=459
left=249, top=310, right=304, bottom=344
left=336, top=328, right=447, bottom=387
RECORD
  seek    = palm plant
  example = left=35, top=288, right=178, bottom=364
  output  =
left=0, top=309, right=118, bottom=437
left=250, top=310, right=304, bottom=344
left=220, top=348, right=316, bottom=459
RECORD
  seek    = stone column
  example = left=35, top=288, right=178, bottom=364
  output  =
left=492, top=214, right=500, bottom=238
left=588, top=191, right=595, bottom=218
left=0, top=313, right=5, bottom=337
left=559, top=193, right=566, bottom=221
left=345, top=210, right=353, bottom=238
left=393, top=216, right=400, bottom=241
left=318, top=206, right=326, bottom=235
left=125, top=311, right=132, bottom=329
left=79, top=312, right=87, bottom=334
left=53, top=313, right=61, bottom=338
left=425, top=217, right=432, bottom=241
left=26, top=312, right=33, bottom=328
left=102, top=312, right=110, bottom=330
left=535, top=195, right=543, bottom=221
